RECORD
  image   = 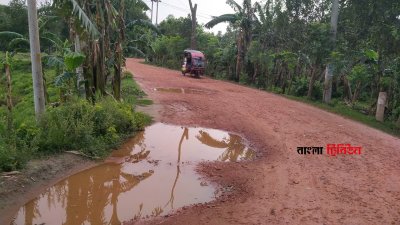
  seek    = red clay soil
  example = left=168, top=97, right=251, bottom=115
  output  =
left=125, top=59, right=400, bottom=225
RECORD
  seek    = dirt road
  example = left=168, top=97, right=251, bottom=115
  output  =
left=125, top=59, right=400, bottom=225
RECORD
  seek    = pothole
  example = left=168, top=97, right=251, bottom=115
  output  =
left=11, top=123, right=255, bottom=225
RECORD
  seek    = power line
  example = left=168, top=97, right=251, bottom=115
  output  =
left=144, top=0, right=214, bottom=20
left=160, top=1, right=213, bottom=19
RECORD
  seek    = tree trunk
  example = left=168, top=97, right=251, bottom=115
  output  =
left=5, top=64, right=12, bottom=113
left=343, top=76, right=353, bottom=100
left=252, top=65, right=258, bottom=84
left=113, top=0, right=125, bottom=101
left=375, top=92, right=387, bottom=122
left=27, top=0, right=45, bottom=119
left=188, top=0, right=197, bottom=49
left=236, top=30, right=244, bottom=82
left=5, top=63, right=13, bottom=131
left=351, top=81, right=361, bottom=103
left=307, top=66, right=316, bottom=99
left=323, top=0, right=339, bottom=103
left=98, top=38, right=106, bottom=95
left=323, top=64, right=334, bottom=102
left=396, top=115, right=400, bottom=128
left=75, top=34, right=86, bottom=98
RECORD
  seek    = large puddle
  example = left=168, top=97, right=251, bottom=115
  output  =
left=11, top=123, right=255, bottom=225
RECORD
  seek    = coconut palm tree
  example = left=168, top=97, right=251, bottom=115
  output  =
left=205, top=0, right=257, bottom=81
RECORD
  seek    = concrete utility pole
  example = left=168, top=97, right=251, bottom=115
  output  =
left=156, top=0, right=160, bottom=25
left=150, top=0, right=161, bottom=25
left=375, top=92, right=387, bottom=122
left=27, top=0, right=46, bottom=119
left=151, top=0, right=154, bottom=23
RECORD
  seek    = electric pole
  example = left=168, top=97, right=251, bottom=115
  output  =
left=156, top=0, right=160, bottom=25
left=27, top=0, right=46, bottom=119
left=151, top=0, right=154, bottom=23
left=150, top=0, right=161, bottom=25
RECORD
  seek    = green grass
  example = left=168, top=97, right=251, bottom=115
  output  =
left=284, top=95, right=400, bottom=137
left=0, top=53, right=152, bottom=172
left=121, top=71, right=153, bottom=106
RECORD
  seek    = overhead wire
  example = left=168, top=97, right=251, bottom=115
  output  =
left=143, top=0, right=214, bottom=20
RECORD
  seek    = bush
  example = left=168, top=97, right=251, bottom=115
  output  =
left=34, top=98, right=151, bottom=157
left=0, top=141, right=32, bottom=172
left=290, top=77, right=322, bottom=100
left=290, top=77, right=309, bottom=96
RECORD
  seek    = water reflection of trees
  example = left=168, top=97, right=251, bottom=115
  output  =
left=22, top=131, right=154, bottom=225
left=18, top=126, right=250, bottom=225
left=164, top=128, right=188, bottom=210
left=196, top=130, right=255, bottom=162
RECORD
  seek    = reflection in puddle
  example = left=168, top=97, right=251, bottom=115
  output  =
left=12, top=123, right=255, bottom=225
left=154, top=87, right=207, bottom=94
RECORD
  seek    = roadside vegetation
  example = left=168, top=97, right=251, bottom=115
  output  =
left=0, top=0, right=153, bottom=172
left=0, top=0, right=399, bottom=170
left=0, top=52, right=151, bottom=172
left=132, top=0, right=400, bottom=136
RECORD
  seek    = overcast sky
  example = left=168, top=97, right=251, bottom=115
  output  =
left=0, top=0, right=234, bottom=34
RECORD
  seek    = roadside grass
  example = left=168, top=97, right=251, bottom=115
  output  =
left=0, top=54, right=152, bottom=172
left=284, top=95, right=400, bottom=137
left=121, top=71, right=153, bottom=106
left=206, top=70, right=400, bottom=137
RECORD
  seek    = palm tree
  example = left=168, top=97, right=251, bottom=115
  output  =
left=205, top=0, right=257, bottom=81
left=188, top=0, right=197, bottom=49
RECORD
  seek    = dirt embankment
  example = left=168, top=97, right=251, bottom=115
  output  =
left=125, top=58, right=400, bottom=225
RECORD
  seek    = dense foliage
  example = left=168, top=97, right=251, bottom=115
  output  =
left=0, top=52, right=151, bottom=172
left=0, top=0, right=154, bottom=172
left=147, top=0, right=400, bottom=130
left=0, top=0, right=400, bottom=170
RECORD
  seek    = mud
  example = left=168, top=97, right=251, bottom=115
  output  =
left=10, top=123, right=254, bottom=225
left=125, top=59, right=400, bottom=225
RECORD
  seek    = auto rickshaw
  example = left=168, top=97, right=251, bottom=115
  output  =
left=181, top=49, right=205, bottom=78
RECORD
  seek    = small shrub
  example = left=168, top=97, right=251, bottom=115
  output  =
left=290, top=77, right=309, bottom=97
left=269, top=86, right=283, bottom=94
left=34, top=98, right=150, bottom=158
left=0, top=141, right=32, bottom=172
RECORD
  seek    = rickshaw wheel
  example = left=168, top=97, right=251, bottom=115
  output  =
left=194, top=71, right=200, bottom=78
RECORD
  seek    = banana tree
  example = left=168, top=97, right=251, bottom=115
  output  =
left=45, top=39, right=86, bottom=102
left=1, top=52, right=14, bottom=131
left=205, top=0, right=257, bottom=81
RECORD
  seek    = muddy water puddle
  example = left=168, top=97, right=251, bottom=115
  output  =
left=11, top=123, right=255, bottom=225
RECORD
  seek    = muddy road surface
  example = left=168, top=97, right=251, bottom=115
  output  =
left=125, top=58, right=400, bottom=225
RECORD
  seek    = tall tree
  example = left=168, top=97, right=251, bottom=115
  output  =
left=188, top=0, right=197, bottom=49
left=205, top=0, right=256, bottom=81
left=27, top=0, right=46, bottom=118
left=323, top=0, right=339, bottom=103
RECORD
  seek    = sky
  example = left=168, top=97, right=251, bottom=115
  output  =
left=142, top=0, right=234, bottom=34
left=0, top=0, right=234, bottom=34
